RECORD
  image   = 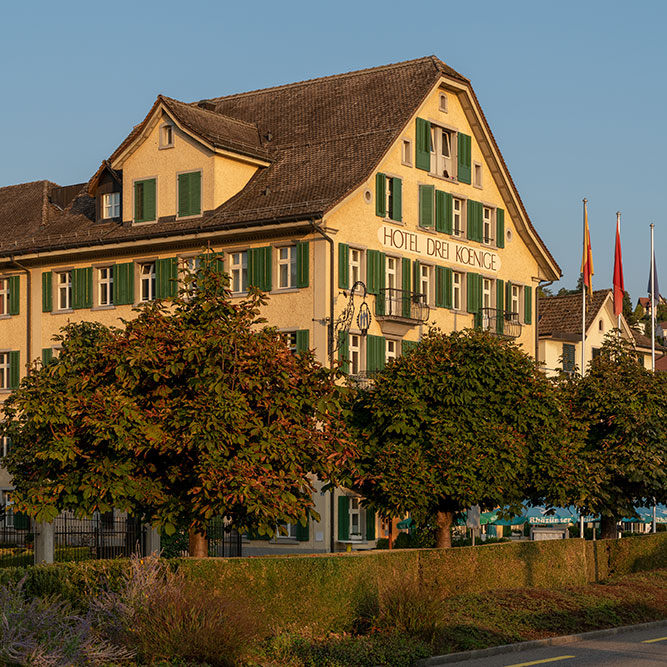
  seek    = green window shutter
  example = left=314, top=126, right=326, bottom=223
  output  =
left=443, top=267, right=453, bottom=309
left=338, top=243, right=349, bottom=289
left=72, top=268, right=92, bottom=309
left=401, top=339, right=418, bottom=356
left=115, top=262, right=135, bottom=305
left=338, top=496, right=350, bottom=541
left=401, top=257, right=412, bottom=318
left=296, top=241, right=309, bottom=288
left=178, top=172, right=201, bottom=218
left=42, top=271, right=52, bottom=313
left=338, top=331, right=349, bottom=374
left=467, top=200, right=475, bottom=241
left=365, top=509, right=376, bottom=541
left=419, top=184, right=434, bottom=228
left=457, top=133, right=472, bottom=184
left=8, top=276, right=20, bottom=315
left=250, top=247, right=273, bottom=292
left=295, top=519, right=309, bottom=542
left=135, top=178, right=156, bottom=223
left=524, top=286, right=533, bottom=325
left=367, top=335, right=386, bottom=374
left=376, top=173, right=387, bottom=217
left=367, top=250, right=380, bottom=295
left=467, top=201, right=483, bottom=242
left=392, top=178, right=402, bottom=221
left=467, top=273, right=481, bottom=314
left=412, top=260, right=421, bottom=297
left=506, top=281, right=513, bottom=313
left=9, top=351, right=20, bottom=390
left=496, top=279, right=505, bottom=335
left=13, top=512, right=30, bottom=531
left=263, top=247, right=273, bottom=292
left=496, top=208, right=505, bottom=249
left=435, top=191, right=453, bottom=234
left=296, top=329, right=309, bottom=353
left=436, top=266, right=452, bottom=309
left=42, top=348, right=53, bottom=365
left=415, top=118, right=431, bottom=171
left=156, top=258, right=178, bottom=299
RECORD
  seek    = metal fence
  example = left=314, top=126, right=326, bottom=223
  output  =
left=208, top=519, right=242, bottom=557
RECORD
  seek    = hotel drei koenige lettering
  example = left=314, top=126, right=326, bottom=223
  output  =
left=378, top=225, right=501, bottom=273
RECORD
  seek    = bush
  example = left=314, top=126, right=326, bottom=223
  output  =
left=160, top=528, right=189, bottom=558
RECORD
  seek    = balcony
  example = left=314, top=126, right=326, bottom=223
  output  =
left=375, top=288, right=430, bottom=324
left=345, top=370, right=379, bottom=391
left=475, top=308, right=522, bottom=339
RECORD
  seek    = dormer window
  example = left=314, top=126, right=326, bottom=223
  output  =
left=102, top=192, right=121, bottom=219
left=160, top=123, right=174, bottom=149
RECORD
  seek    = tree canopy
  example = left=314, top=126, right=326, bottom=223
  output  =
left=2, top=255, right=355, bottom=551
left=348, top=328, right=580, bottom=547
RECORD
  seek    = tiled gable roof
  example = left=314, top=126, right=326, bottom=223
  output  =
left=538, top=290, right=611, bottom=337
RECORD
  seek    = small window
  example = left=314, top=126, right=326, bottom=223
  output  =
left=57, top=271, right=72, bottom=310
left=439, top=92, right=448, bottom=112
left=349, top=497, right=363, bottom=539
left=160, top=123, right=174, bottom=148
left=276, top=522, right=297, bottom=539
left=482, top=278, right=492, bottom=309
left=0, top=353, right=9, bottom=390
left=430, top=126, right=454, bottom=178
left=511, top=285, right=520, bottom=315
left=230, top=251, right=248, bottom=293
left=349, top=334, right=361, bottom=375
left=102, top=192, right=120, bottom=219
left=473, top=163, right=482, bottom=188
left=453, top=198, right=464, bottom=237
left=452, top=271, right=463, bottom=310
left=402, top=139, right=412, bottom=166
left=98, top=267, right=114, bottom=306
left=349, top=248, right=362, bottom=286
left=419, top=264, right=431, bottom=304
left=0, top=279, right=8, bottom=316
left=483, top=207, right=493, bottom=244
left=278, top=246, right=297, bottom=289
left=284, top=331, right=298, bottom=352
left=139, top=262, right=156, bottom=302
left=599, top=319, right=604, bottom=332
left=386, top=339, right=397, bottom=364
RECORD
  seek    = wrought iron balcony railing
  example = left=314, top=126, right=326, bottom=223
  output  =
left=375, top=288, right=430, bottom=323
left=345, top=370, right=379, bottom=390
left=475, top=307, right=522, bottom=338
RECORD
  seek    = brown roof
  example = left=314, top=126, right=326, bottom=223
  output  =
left=0, top=56, right=558, bottom=273
left=538, top=290, right=611, bottom=338
left=631, top=328, right=653, bottom=350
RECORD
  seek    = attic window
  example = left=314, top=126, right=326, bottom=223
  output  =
left=439, top=93, right=448, bottom=113
left=599, top=319, right=604, bottom=332
left=160, top=123, right=174, bottom=149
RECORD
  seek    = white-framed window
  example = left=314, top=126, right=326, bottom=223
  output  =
left=349, top=497, right=363, bottom=540
left=349, top=248, right=362, bottom=285
left=350, top=334, right=361, bottom=375
left=386, top=339, right=398, bottom=365
left=98, top=267, right=114, bottom=306
left=385, top=256, right=401, bottom=315
left=453, top=271, right=463, bottom=310
left=386, top=256, right=397, bottom=290
left=511, top=284, right=520, bottom=315
left=102, top=192, right=120, bottom=219
left=0, top=279, right=8, bottom=316
left=0, top=353, right=9, bottom=390
left=430, top=125, right=454, bottom=178
left=473, top=163, right=483, bottom=188
left=419, top=264, right=431, bottom=304
left=483, top=207, right=493, bottom=244
left=278, top=246, right=297, bottom=289
left=453, top=198, right=464, bottom=237
left=402, top=139, right=412, bottom=166
left=482, top=278, right=493, bottom=309
left=160, top=123, right=174, bottom=148
left=284, top=331, right=298, bottom=352
left=139, top=262, right=156, bottom=302
left=230, top=251, right=248, bottom=293
left=439, top=92, right=448, bottom=112
left=57, top=271, right=72, bottom=310
left=276, top=522, right=296, bottom=539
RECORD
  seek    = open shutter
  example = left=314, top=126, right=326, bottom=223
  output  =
left=365, top=509, right=376, bottom=541
left=415, top=118, right=431, bottom=171
left=392, top=177, right=402, bottom=222
left=338, top=243, right=349, bottom=289
left=295, top=329, right=309, bottom=353
left=375, top=173, right=386, bottom=217
left=436, top=266, right=452, bottom=309
left=435, top=191, right=453, bottom=234
left=115, top=262, right=135, bottom=305
left=338, top=331, right=349, bottom=374
left=506, top=281, right=513, bottom=315
left=419, top=185, right=434, bottom=228
left=42, top=348, right=53, bottom=365
left=296, top=241, right=309, bottom=288
left=467, top=200, right=483, bottom=242
left=7, top=276, right=20, bottom=315
left=156, top=258, right=178, bottom=298
left=413, top=261, right=421, bottom=299
left=524, top=286, right=533, bottom=324
left=338, top=496, right=350, bottom=541
left=563, top=344, right=575, bottom=372
left=496, top=279, right=505, bottom=334
left=367, top=250, right=385, bottom=295
left=467, top=273, right=480, bottom=314
left=367, top=335, right=386, bottom=374
left=42, top=271, right=52, bottom=312
left=457, top=133, right=472, bottom=184
left=401, top=257, right=411, bottom=318
left=496, top=208, right=505, bottom=248
left=296, top=519, right=309, bottom=542
left=9, top=351, right=20, bottom=390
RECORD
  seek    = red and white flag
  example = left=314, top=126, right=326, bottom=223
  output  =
left=613, top=212, right=624, bottom=316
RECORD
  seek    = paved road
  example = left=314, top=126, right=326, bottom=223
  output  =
left=442, top=625, right=667, bottom=666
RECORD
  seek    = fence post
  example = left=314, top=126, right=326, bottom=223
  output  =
left=145, top=526, right=161, bottom=556
left=34, top=521, right=55, bottom=564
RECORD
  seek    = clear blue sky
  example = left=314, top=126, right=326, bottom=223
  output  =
left=1, top=0, right=664, bottom=302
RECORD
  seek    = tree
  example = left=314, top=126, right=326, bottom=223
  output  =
left=622, top=291, right=637, bottom=327
left=2, top=255, right=355, bottom=555
left=348, top=328, right=577, bottom=548
left=560, top=336, right=667, bottom=538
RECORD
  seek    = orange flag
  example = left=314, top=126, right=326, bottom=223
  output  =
left=581, top=201, right=594, bottom=296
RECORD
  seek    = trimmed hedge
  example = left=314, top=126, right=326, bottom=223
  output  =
left=0, top=534, right=665, bottom=633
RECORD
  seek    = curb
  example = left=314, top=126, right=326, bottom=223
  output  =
left=416, top=618, right=667, bottom=666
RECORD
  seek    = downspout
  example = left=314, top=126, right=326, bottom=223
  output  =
left=309, top=219, right=337, bottom=555
left=535, top=279, right=554, bottom=364
left=10, top=256, right=31, bottom=371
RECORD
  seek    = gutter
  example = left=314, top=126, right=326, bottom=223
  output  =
left=10, top=256, right=31, bottom=371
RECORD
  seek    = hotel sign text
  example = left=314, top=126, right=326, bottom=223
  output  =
left=378, top=225, right=501, bottom=273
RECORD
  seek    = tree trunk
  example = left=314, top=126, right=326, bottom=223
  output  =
left=435, top=509, right=454, bottom=548
left=600, top=515, right=618, bottom=540
left=188, top=529, right=208, bottom=557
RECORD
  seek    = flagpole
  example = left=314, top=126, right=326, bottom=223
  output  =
left=582, top=199, right=587, bottom=376
left=651, top=223, right=655, bottom=372
left=617, top=212, right=621, bottom=333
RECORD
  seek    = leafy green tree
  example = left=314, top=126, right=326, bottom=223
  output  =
left=623, top=291, right=637, bottom=326
left=634, top=303, right=646, bottom=322
left=560, top=335, right=667, bottom=538
left=2, top=255, right=355, bottom=556
left=348, top=328, right=579, bottom=548
left=656, top=303, right=667, bottom=324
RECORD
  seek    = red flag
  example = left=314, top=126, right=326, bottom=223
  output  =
left=581, top=201, right=594, bottom=296
left=613, top=212, right=624, bottom=316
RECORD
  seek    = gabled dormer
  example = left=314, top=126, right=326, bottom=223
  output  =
left=88, top=162, right=122, bottom=223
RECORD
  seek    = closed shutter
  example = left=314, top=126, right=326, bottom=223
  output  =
left=401, top=339, right=418, bottom=355
left=563, top=344, right=576, bottom=372
left=295, top=329, right=309, bottom=353
left=436, top=191, right=453, bottom=234
left=115, top=262, right=135, bottom=305
left=178, top=171, right=201, bottom=218
left=467, top=273, right=481, bottom=314
left=367, top=250, right=385, bottom=295
left=338, top=496, right=350, bottom=540
left=457, top=133, right=472, bottom=184
left=392, top=177, right=402, bottom=222
left=496, top=279, right=505, bottom=335
left=338, top=243, right=349, bottom=289
left=156, top=258, right=178, bottom=299
left=8, top=276, right=20, bottom=315
left=435, top=266, right=452, bottom=309
left=9, top=350, right=20, bottom=390
left=42, top=348, right=53, bottom=365
left=249, top=247, right=272, bottom=292
left=135, top=178, right=156, bottom=223
left=367, top=335, right=386, bottom=373
left=296, top=241, right=309, bottom=288
left=415, top=118, right=431, bottom=171
left=365, top=509, right=376, bottom=541
left=72, top=267, right=92, bottom=309
left=42, top=271, right=52, bottom=312
left=496, top=208, right=505, bottom=249
left=295, top=519, right=309, bottom=542
left=401, top=257, right=412, bottom=318
left=419, top=184, right=434, bottom=228
left=524, top=286, right=533, bottom=324
left=338, top=331, right=350, bottom=374
left=376, top=173, right=386, bottom=217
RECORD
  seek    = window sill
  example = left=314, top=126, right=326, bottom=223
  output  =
left=132, top=220, right=157, bottom=226
left=473, top=183, right=483, bottom=190
left=52, top=309, right=74, bottom=315
left=383, top=218, right=405, bottom=227
left=0, top=314, right=11, bottom=320
left=428, top=173, right=458, bottom=184
left=270, top=288, right=301, bottom=294
left=176, top=213, right=202, bottom=221
left=91, top=305, right=116, bottom=311
left=273, top=537, right=299, bottom=544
